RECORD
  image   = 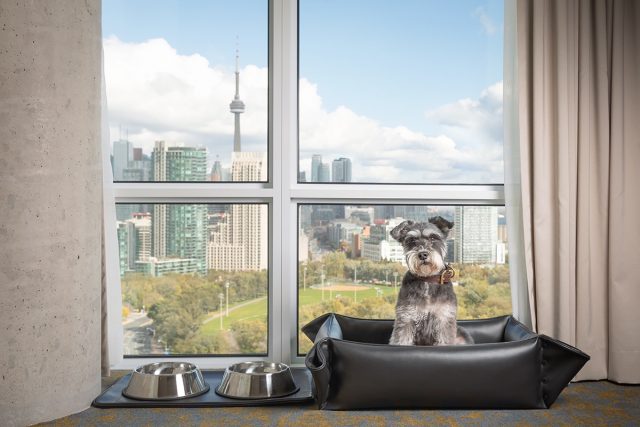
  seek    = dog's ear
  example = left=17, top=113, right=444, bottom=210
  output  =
left=390, top=220, right=415, bottom=242
left=428, top=216, right=454, bottom=237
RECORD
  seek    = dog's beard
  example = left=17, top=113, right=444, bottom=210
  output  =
left=406, top=250, right=445, bottom=277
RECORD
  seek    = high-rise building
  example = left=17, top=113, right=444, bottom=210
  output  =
left=116, top=222, right=130, bottom=276
left=210, top=158, right=223, bottom=181
left=135, top=257, right=200, bottom=277
left=327, top=221, right=362, bottom=248
left=319, top=163, right=331, bottom=182
left=453, top=206, right=498, bottom=264
left=151, top=141, right=208, bottom=274
left=361, top=218, right=405, bottom=264
left=153, top=141, right=207, bottom=181
left=207, top=50, right=268, bottom=272
left=116, top=212, right=152, bottom=276
left=374, top=205, right=395, bottom=221
left=393, top=206, right=432, bottom=222
left=208, top=152, right=268, bottom=271
left=311, top=154, right=322, bottom=182
left=345, top=206, right=374, bottom=224
left=231, top=151, right=266, bottom=181
left=112, top=139, right=133, bottom=180
left=497, top=212, right=508, bottom=243
left=299, top=171, right=307, bottom=182
left=130, top=213, right=152, bottom=263
left=331, top=157, right=352, bottom=182
left=113, top=141, right=152, bottom=181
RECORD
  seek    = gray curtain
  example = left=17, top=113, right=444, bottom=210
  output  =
left=516, top=0, right=640, bottom=382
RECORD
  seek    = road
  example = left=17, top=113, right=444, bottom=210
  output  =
left=123, top=311, right=164, bottom=355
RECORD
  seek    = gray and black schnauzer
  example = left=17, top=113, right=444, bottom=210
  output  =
left=389, top=217, right=474, bottom=346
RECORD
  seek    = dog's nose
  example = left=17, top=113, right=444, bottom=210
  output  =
left=418, top=251, right=429, bottom=261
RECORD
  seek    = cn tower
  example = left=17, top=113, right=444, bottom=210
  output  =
left=229, top=46, right=245, bottom=153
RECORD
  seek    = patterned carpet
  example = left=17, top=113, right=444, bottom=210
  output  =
left=38, top=378, right=639, bottom=426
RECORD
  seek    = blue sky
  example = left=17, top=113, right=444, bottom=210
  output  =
left=103, top=0, right=268, bottom=69
left=300, top=0, right=503, bottom=134
left=103, top=0, right=504, bottom=183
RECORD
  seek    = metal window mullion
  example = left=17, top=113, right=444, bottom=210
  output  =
left=113, top=184, right=275, bottom=202
left=269, top=0, right=285, bottom=365
left=277, top=0, right=298, bottom=365
left=289, top=185, right=505, bottom=204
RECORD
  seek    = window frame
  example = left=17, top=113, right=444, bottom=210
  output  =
left=105, top=0, right=509, bottom=370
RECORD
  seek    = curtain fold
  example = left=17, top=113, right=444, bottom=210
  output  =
left=101, top=44, right=124, bottom=375
left=504, top=0, right=533, bottom=328
left=607, top=0, right=640, bottom=384
left=516, top=0, right=640, bottom=382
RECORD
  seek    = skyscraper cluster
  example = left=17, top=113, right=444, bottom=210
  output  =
left=300, top=205, right=506, bottom=267
left=208, top=152, right=268, bottom=271
left=206, top=49, right=268, bottom=272
left=114, top=47, right=268, bottom=276
left=112, top=138, right=152, bottom=181
left=309, top=154, right=352, bottom=183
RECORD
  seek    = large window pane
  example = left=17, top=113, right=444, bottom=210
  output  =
left=104, top=0, right=268, bottom=182
left=117, top=203, right=268, bottom=356
left=299, top=0, right=503, bottom=184
left=298, top=204, right=511, bottom=354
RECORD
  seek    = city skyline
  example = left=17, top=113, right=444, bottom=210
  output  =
left=104, top=0, right=504, bottom=183
left=299, top=205, right=507, bottom=268
left=105, top=1, right=512, bottom=357
left=116, top=49, right=268, bottom=276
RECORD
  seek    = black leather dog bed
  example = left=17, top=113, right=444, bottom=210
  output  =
left=303, top=313, right=589, bottom=410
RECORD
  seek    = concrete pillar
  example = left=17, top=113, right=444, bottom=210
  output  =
left=0, top=1, right=102, bottom=425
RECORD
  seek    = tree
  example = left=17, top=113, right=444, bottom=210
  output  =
left=231, top=319, right=267, bottom=353
left=172, top=334, right=229, bottom=354
left=322, top=251, right=347, bottom=279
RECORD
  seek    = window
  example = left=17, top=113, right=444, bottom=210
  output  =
left=105, top=0, right=509, bottom=369
left=297, top=204, right=510, bottom=354
left=105, top=0, right=268, bottom=183
left=298, top=0, right=503, bottom=184
left=117, top=203, right=268, bottom=356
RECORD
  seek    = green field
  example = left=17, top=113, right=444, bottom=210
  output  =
left=198, top=281, right=398, bottom=338
left=200, top=297, right=268, bottom=335
left=299, top=281, right=397, bottom=305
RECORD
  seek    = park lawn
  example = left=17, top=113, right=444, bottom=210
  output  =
left=200, top=297, right=268, bottom=336
left=298, top=281, right=398, bottom=306
left=197, top=282, right=397, bottom=339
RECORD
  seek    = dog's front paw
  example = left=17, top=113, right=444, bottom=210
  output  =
left=455, top=326, right=475, bottom=345
left=389, top=323, right=416, bottom=345
left=389, top=336, right=414, bottom=346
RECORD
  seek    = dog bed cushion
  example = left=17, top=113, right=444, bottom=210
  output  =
left=303, top=313, right=589, bottom=410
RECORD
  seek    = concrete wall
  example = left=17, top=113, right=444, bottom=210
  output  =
left=0, top=1, right=102, bottom=425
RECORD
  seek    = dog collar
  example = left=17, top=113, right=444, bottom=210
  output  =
left=424, top=264, right=456, bottom=284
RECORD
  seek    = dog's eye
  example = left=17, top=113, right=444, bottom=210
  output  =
left=428, top=235, right=439, bottom=241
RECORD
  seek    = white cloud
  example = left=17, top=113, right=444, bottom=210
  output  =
left=105, top=37, right=503, bottom=183
left=104, top=36, right=268, bottom=166
left=299, top=77, right=504, bottom=183
left=474, top=6, right=497, bottom=35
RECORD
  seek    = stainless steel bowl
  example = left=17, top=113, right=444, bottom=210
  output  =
left=216, top=361, right=298, bottom=399
left=122, top=362, right=209, bottom=400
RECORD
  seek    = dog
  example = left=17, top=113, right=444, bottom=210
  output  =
left=388, top=217, right=474, bottom=346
